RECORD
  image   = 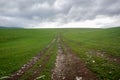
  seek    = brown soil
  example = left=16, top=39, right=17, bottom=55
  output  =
left=6, top=38, right=56, bottom=80
left=52, top=36, right=98, bottom=80
left=88, top=50, right=120, bottom=64
left=27, top=47, right=54, bottom=80
left=64, top=38, right=120, bottom=64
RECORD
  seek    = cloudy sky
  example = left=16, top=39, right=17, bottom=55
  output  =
left=0, top=0, right=120, bottom=28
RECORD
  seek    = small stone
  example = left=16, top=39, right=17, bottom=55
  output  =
left=16, top=73, right=20, bottom=75
left=34, top=75, right=45, bottom=80
left=39, top=65, right=41, bottom=67
left=109, top=71, right=112, bottom=74
left=84, top=72, right=87, bottom=74
left=92, top=60, right=95, bottom=63
left=114, top=59, right=117, bottom=61
left=0, top=76, right=10, bottom=79
left=76, top=76, right=82, bottom=80
left=34, top=71, right=37, bottom=74
left=62, top=76, right=65, bottom=79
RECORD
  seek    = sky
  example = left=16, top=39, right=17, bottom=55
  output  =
left=0, top=0, right=120, bottom=28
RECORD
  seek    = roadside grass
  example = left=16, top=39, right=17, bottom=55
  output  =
left=20, top=41, right=57, bottom=80
left=62, top=27, right=120, bottom=57
left=0, top=29, right=57, bottom=77
left=62, top=27, right=120, bottom=80
left=39, top=42, right=57, bottom=80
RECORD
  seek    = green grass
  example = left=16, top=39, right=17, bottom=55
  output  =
left=62, top=27, right=120, bottom=80
left=0, top=29, right=57, bottom=77
left=0, top=27, right=120, bottom=80
left=19, top=41, right=57, bottom=80
left=39, top=42, right=57, bottom=80
left=62, top=27, right=120, bottom=57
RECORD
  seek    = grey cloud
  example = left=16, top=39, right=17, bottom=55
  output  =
left=0, top=0, right=120, bottom=28
left=66, top=0, right=120, bottom=21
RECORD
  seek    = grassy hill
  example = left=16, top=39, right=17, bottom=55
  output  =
left=62, top=27, right=120, bottom=79
left=0, top=27, right=120, bottom=79
left=0, top=29, right=57, bottom=77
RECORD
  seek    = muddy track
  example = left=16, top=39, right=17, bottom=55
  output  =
left=64, top=37, right=120, bottom=64
left=88, top=50, right=120, bottom=64
left=6, top=38, right=57, bottom=80
left=27, top=44, right=56, bottom=80
left=52, top=36, right=98, bottom=80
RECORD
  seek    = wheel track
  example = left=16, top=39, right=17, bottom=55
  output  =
left=6, top=37, right=57, bottom=80
left=27, top=42, right=56, bottom=80
left=64, top=37, right=120, bottom=64
left=52, top=35, right=98, bottom=80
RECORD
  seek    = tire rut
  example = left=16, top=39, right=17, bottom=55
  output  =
left=64, top=37, right=120, bottom=64
left=6, top=38, right=56, bottom=80
left=27, top=44, right=56, bottom=80
left=52, top=36, right=98, bottom=80
left=88, top=50, right=120, bottom=64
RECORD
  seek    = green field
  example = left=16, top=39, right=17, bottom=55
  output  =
left=62, top=27, right=120, bottom=79
left=0, top=29, right=57, bottom=78
left=0, top=27, right=120, bottom=80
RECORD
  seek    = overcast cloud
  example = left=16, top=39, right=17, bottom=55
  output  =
left=0, top=0, right=120, bottom=28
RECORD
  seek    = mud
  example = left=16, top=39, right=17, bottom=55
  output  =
left=88, top=50, right=120, bottom=64
left=6, top=38, right=56, bottom=80
left=64, top=38, right=120, bottom=64
left=27, top=48, right=54, bottom=80
left=52, top=36, right=98, bottom=80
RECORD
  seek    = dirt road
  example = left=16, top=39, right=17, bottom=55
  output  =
left=6, top=35, right=98, bottom=80
left=52, top=36, right=98, bottom=80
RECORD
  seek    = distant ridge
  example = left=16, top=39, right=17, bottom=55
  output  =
left=0, top=26, right=22, bottom=29
left=0, top=26, right=119, bottom=29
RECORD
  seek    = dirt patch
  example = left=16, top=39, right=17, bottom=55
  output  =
left=52, top=36, right=98, bottom=80
left=27, top=48, right=54, bottom=80
left=6, top=38, right=56, bottom=80
left=64, top=38, right=120, bottom=65
left=88, top=50, right=120, bottom=64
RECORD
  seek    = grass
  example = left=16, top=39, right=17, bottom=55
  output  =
left=62, top=27, right=120, bottom=80
left=0, top=29, right=57, bottom=77
left=0, top=27, right=120, bottom=80
left=39, top=42, right=57, bottom=80
left=62, top=27, right=120, bottom=57
left=19, top=40, right=57, bottom=80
